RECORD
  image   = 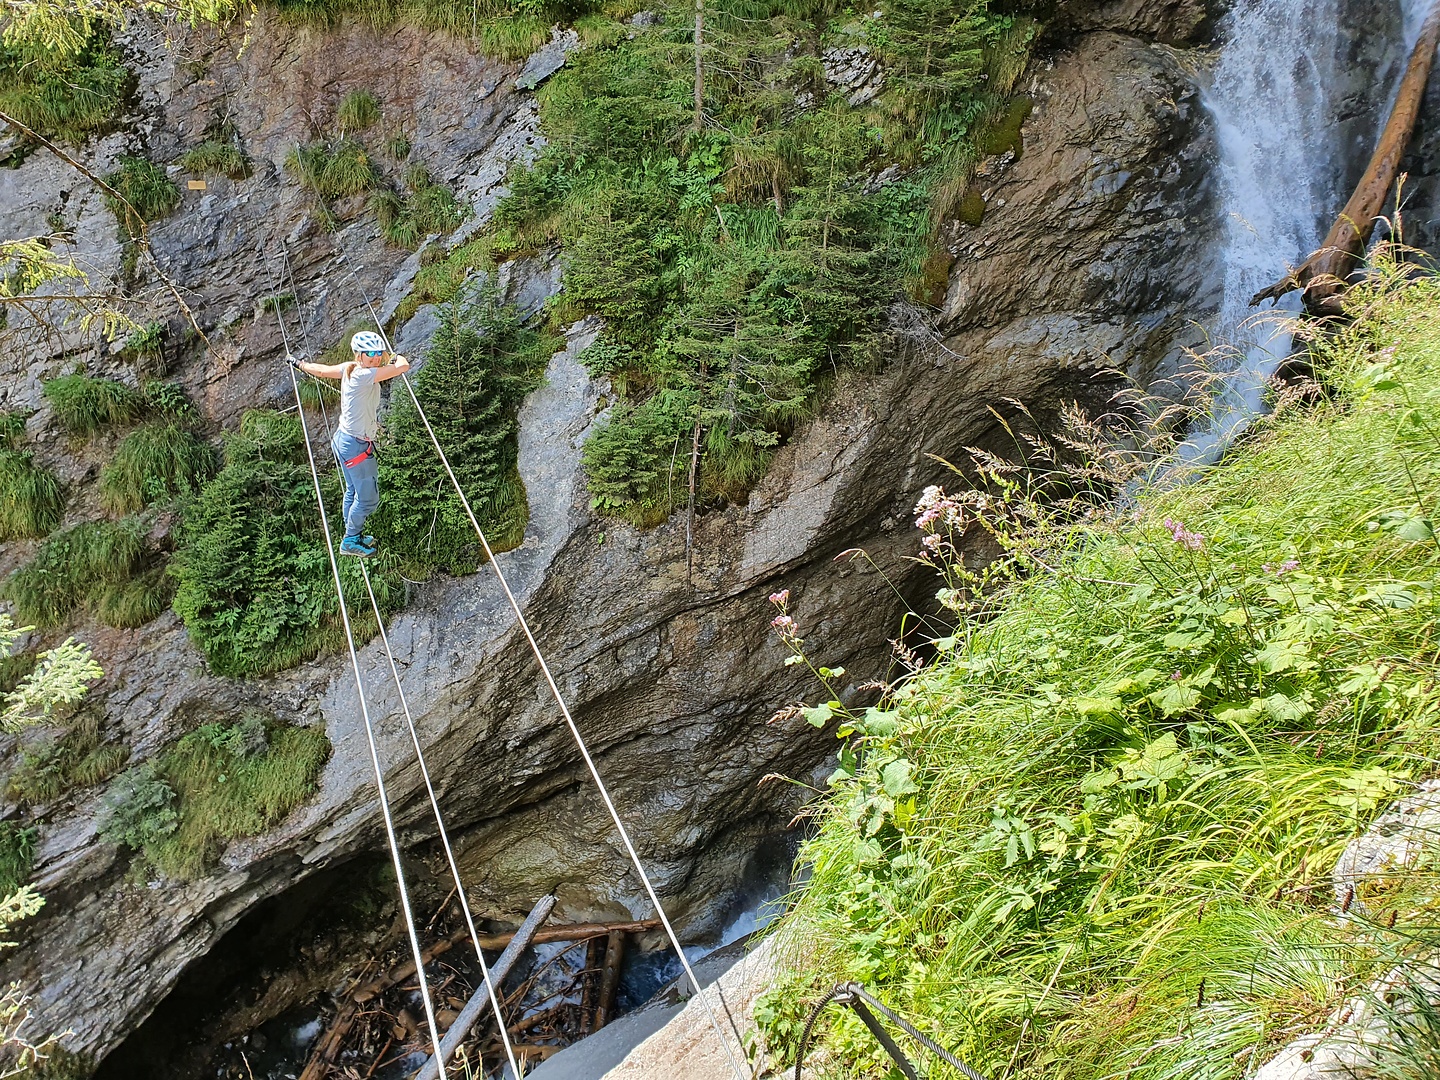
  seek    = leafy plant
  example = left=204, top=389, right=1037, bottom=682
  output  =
left=98, top=763, right=178, bottom=854
left=141, top=379, right=196, bottom=421
left=372, top=282, right=550, bottom=575
left=0, top=620, right=103, bottom=733
left=0, top=450, right=63, bottom=539
left=99, top=422, right=216, bottom=514
left=0, top=412, right=28, bottom=447
left=755, top=259, right=1440, bottom=1080
left=42, top=374, right=142, bottom=435
left=371, top=170, right=468, bottom=248
left=102, top=156, right=181, bottom=237
left=118, top=320, right=165, bottom=364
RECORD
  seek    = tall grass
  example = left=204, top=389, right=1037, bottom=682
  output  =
left=100, top=422, right=217, bottom=514
left=0, top=450, right=63, bottom=539
left=3, top=519, right=146, bottom=627
left=0, top=823, right=34, bottom=895
left=42, top=374, right=142, bottom=435
left=285, top=138, right=380, bottom=198
left=756, top=260, right=1440, bottom=1079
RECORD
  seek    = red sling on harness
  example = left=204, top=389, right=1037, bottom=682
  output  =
left=343, top=440, right=374, bottom=468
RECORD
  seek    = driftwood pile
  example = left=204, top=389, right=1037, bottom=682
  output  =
left=297, top=894, right=659, bottom=1080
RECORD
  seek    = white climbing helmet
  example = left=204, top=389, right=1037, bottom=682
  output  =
left=350, top=330, right=386, bottom=353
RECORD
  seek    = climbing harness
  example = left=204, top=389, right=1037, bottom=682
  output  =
left=341, top=438, right=375, bottom=468
left=267, top=242, right=524, bottom=1080
left=795, top=983, right=990, bottom=1080
left=329, top=242, right=754, bottom=1080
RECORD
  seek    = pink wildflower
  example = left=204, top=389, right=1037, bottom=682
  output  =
left=771, top=614, right=795, bottom=632
left=914, top=485, right=964, bottom=531
left=1163, top=518, right=1204, bottom=550
left=769, top=589, right=790, bottom=605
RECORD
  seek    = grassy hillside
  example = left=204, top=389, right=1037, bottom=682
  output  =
left=756, top=257, right=1440, bottom=1078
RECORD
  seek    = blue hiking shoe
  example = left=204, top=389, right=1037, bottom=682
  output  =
left=340, top=535, right=377, bottom=558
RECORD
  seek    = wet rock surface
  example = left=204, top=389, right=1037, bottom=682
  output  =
left=0, top=6, right=1229, bottom=1067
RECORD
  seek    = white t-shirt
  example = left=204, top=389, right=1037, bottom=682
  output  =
left=338, top=364, right=381, bottom=440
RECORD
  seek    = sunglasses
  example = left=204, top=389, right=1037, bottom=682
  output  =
left=361, top=350, right=387, bottom=357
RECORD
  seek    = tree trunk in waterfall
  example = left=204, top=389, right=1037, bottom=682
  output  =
left=693, top=0, right=704, bottom=131
left=1251, top=0, right=1440, bottom=314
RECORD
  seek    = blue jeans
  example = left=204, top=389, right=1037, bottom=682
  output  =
left=332, top=431, right=379, bottom=538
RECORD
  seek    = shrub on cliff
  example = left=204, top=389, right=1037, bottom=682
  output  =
left=755, top=259, right=1440, bottom=1078
left=0, top=34, right=127, bottom=145
left=170, top=410, right=398, bottom=676
left=372, top=282, right=550, bottom=575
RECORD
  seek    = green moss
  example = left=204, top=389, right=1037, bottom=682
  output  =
left=0, top=449, right=63, bottom=540
left=956, top=187, right=986, bottom=227
left=980, top=95, right=1033, bottom=159
left=42, top=374, right=143, bottom=435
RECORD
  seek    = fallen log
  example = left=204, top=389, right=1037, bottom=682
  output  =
left=1251, top=0, right=1440, bottom=314
left=593, top=929, right=626, bottom=1031
left=410, top=894, right=557, bottom=1080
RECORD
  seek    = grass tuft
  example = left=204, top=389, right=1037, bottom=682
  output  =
left=336, top=89, right=381, bottom=133
left=177, top=138, right=249, bottom=178
left=102, top=155, right=180, bottom=237
left=9, top=712, right=127, bottom=806
left=0, top=823, right=34, bottom=895
left=3, top=519, right=147, bottom=628
left=99, top=422, right=217, bottom=514
left=42, top=374, right=142, bottom=435
left=0, top=450, right=63, bottom=539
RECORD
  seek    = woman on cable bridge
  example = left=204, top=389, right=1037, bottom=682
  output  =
left=289, top=330, right=410, bottom=557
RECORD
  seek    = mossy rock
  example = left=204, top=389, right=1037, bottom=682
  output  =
left=957, top=188, right=987, bottom=227
left=981, top=95, right=1034, bottom=160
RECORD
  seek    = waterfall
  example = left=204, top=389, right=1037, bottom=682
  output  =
left=1184, top=0, right=1426, bottom=462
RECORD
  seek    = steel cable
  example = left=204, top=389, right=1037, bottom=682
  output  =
left=270, top=241, right=525, bottom=1079
left=263, top=249, right=454, bottom=1080
left=332, top=246, right=754, bottom=1080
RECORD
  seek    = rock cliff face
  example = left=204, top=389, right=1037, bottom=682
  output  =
left=0, top=1, right=1234, bottom=1065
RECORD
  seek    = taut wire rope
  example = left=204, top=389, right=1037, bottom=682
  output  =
left=272, top=239, right=525, bottom=1079
left=263, top=246, right=456, bottom=1080
left=331, top=245, right=752, bottom=1080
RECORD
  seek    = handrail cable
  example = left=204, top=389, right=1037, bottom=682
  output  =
left=273, top=240, right=525, bottom=1080
left=263, top=247, right=453, bottom=1080
left=333, top=247, right=752, bottom=1080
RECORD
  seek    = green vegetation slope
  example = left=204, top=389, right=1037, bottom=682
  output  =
left=757, top=261, right=1440, bottom=1078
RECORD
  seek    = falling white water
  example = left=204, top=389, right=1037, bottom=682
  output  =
left=1184, top=0, right=1427, bottom=462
